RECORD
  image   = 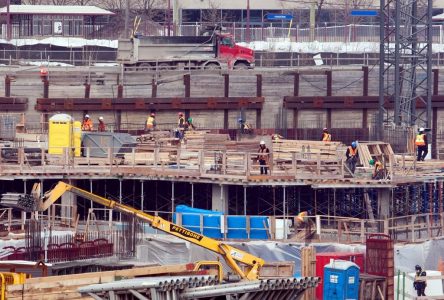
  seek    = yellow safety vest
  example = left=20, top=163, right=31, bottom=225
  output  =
left=146, top=116, right=155, bottom=127
left=322, top=133, right=331, bottom=142
left=415, top=134, right=425, bottom=146
left=178, top=116, right=185, bottom=127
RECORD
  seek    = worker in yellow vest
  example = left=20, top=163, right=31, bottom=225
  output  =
left=415, top=128, right=428, bottom=161
left=345, top=141, right=358, bottom=173
left=145, top=112, right=156, bottom=131
left=369, top=159, right=385, bottom=180
left=321, top=128, right=332, bottom=142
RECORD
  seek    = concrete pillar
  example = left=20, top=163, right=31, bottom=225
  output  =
left=377, top=188, right=391, bottom=219
left=212, top=184, right=229, bottom=213
left=61, top=180, right=77, bottom=225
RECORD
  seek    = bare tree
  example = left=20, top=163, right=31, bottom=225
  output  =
left=201, top=0, right=227, bottom=25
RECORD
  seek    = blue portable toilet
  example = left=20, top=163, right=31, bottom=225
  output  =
left=323, top=260, right=360, bottom=300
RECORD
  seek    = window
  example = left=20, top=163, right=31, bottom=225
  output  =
left=221, top=37, right=233, bottom=47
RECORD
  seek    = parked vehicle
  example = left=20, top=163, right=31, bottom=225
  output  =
left=117, top=32, right=255, bottom=70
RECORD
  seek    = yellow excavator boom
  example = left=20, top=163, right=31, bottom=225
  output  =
left=37, top=181, right=265, bottom=280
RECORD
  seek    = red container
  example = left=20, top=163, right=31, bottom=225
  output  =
left=315, top=252, right=365, bottom=300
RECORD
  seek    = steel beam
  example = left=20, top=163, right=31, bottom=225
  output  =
left=129, top=289, right=149, bottom=300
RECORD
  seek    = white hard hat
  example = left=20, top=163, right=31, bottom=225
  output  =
left=419, top=127, right=425, bottom=131
left=99, top=116, right=104, bottom=121
left=260, top=140, right=265, bottom=145
left=85, top=114, right=90, bottom=118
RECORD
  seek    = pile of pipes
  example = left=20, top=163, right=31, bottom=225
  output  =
left=0, top=193, right=35, bottom=211
left=78, top=276, right=320, bottom=300
left=182, top=277, right=320, bottom=299
left=78, top=275, right=217, bottom=299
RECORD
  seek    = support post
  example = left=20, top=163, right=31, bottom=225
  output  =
left=117, top=84, right=123, bottom=98
left=294, top=73, right=299, bottom=96
left=433, top=107, right=438, bottom=159
left=184, top=74, right=191, bottom=97
left=362, top=65, right=369, bottom=96
left=141, top=180, right=144, bottom=211
left=256, top=74, right=262, bottom=97
left=325, top=70, right=332, bottom=96
left=191, top=183, right=194, bottom=208
left=243, top=186, right=247, bottom=216
left=151, top=79, right=157, bottom=98
left=212, top=184, right=229, bottom=213
left=119, top=179, right=122, bottom=222
left=377, top=188, right=391, bottom=219
left=224, top=109, right=229, bottom=130
left=84, top=83, right=91, bottom=98
left=433, top=69, right=439, bottom=96
left=5, top=75, right=10, bottom=97
left=43, top=80, right=49, bottom=98
left=223, top=74, right=229, bottom=97
left=326, top=108, right=332, bottom=129
left=171, top=181, right=175, bottom=214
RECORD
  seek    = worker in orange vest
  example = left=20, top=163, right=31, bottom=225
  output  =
left=98, top=116, right=106, bottom=132
left=369, top=158, right=385, bottom=180
left=345, top=141, right=358, bottom=173
left=321, top=128, right=332, bottom=142
left=145, top=112, right=156, bottom=131
left=415, top=128, right=428, bottom=161
left=81, top=114, right=93, bottom=131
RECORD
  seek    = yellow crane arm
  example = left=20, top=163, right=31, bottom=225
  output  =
left=38, top=181, right=265, bottom=280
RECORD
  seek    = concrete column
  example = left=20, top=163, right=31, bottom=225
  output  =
left=61, top=179, right=77, bottom=225
left=212, top=184, right=229, bottom=213
left=377, top=188, right=391, bottom=219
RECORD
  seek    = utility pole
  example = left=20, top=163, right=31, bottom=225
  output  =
left=6, top=0, right=11, bottom=41
left=124, top=0, right=130, bottom=38
left=167, top=0, right=171, bottom=36
left=246, top=0, right=250, bottom=42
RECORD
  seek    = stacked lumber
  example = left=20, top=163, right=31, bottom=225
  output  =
left=185, top=131, right=230, bottom=151
left=7, top=263, right=201, bottom=300
left=272, top=140, right=342, bottom=160
left=136, top=131, right=173, bottom=146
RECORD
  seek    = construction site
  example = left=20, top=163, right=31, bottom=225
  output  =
left=0, top=0, right=443, bottom=299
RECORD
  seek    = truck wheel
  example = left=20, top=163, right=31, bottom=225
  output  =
left=204, top=63, right=221, bottom=70
left=139, top=63, right=152, bottom=71
left=157, top=63, right=171, bottom=70
left=234, top=62, right=249, bottom=70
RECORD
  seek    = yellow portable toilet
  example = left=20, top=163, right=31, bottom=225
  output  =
left=72, top=121, right=81, bottom=157
left=48, top=114, right=80, bottom=156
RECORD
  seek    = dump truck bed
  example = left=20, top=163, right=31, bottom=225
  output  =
left=117, top=36, right=216, bottom=64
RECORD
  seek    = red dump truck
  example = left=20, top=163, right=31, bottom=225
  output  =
left=117, top=33, right=255, bottom=70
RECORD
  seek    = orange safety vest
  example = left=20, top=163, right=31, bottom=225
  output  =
left=322, top=132, right=331, bottom=142
left=348, top=146, right=357, bottom=156
left=81, top=119, right=93, bottom=131
left=415, top=134, right=425, bottom=146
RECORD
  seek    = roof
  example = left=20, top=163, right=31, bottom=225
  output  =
left=0, top=5, right=114, bottom=16
left=433, top=12, right=444, bottom=20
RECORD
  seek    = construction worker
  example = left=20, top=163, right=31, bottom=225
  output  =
left=176, top=112, right=185, bottom=139
left=415, top=128, right=428, bottom=161
left=413, top=265, right=427, bottom=296
left=146, top=112, right=156, bottom=131
left=239, top=118, right=253, bottom=134
left=321, top=128, right=331, bottom=142
left=81, top=114, right=93, bottom=131
left=257, top=140, right=270, bottom=175
left=186, top=117, right=195, bottom=131
left=98, top=116, right=106, bottom=132
left=369, top=159, right=385, bottom=180
left=345, top=141, right=358, bottom=174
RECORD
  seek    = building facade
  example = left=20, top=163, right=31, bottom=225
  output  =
left=0, top=5, right=114, bottom=39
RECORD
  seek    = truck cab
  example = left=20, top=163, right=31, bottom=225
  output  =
left=217, top=34, right=255, bottom=69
